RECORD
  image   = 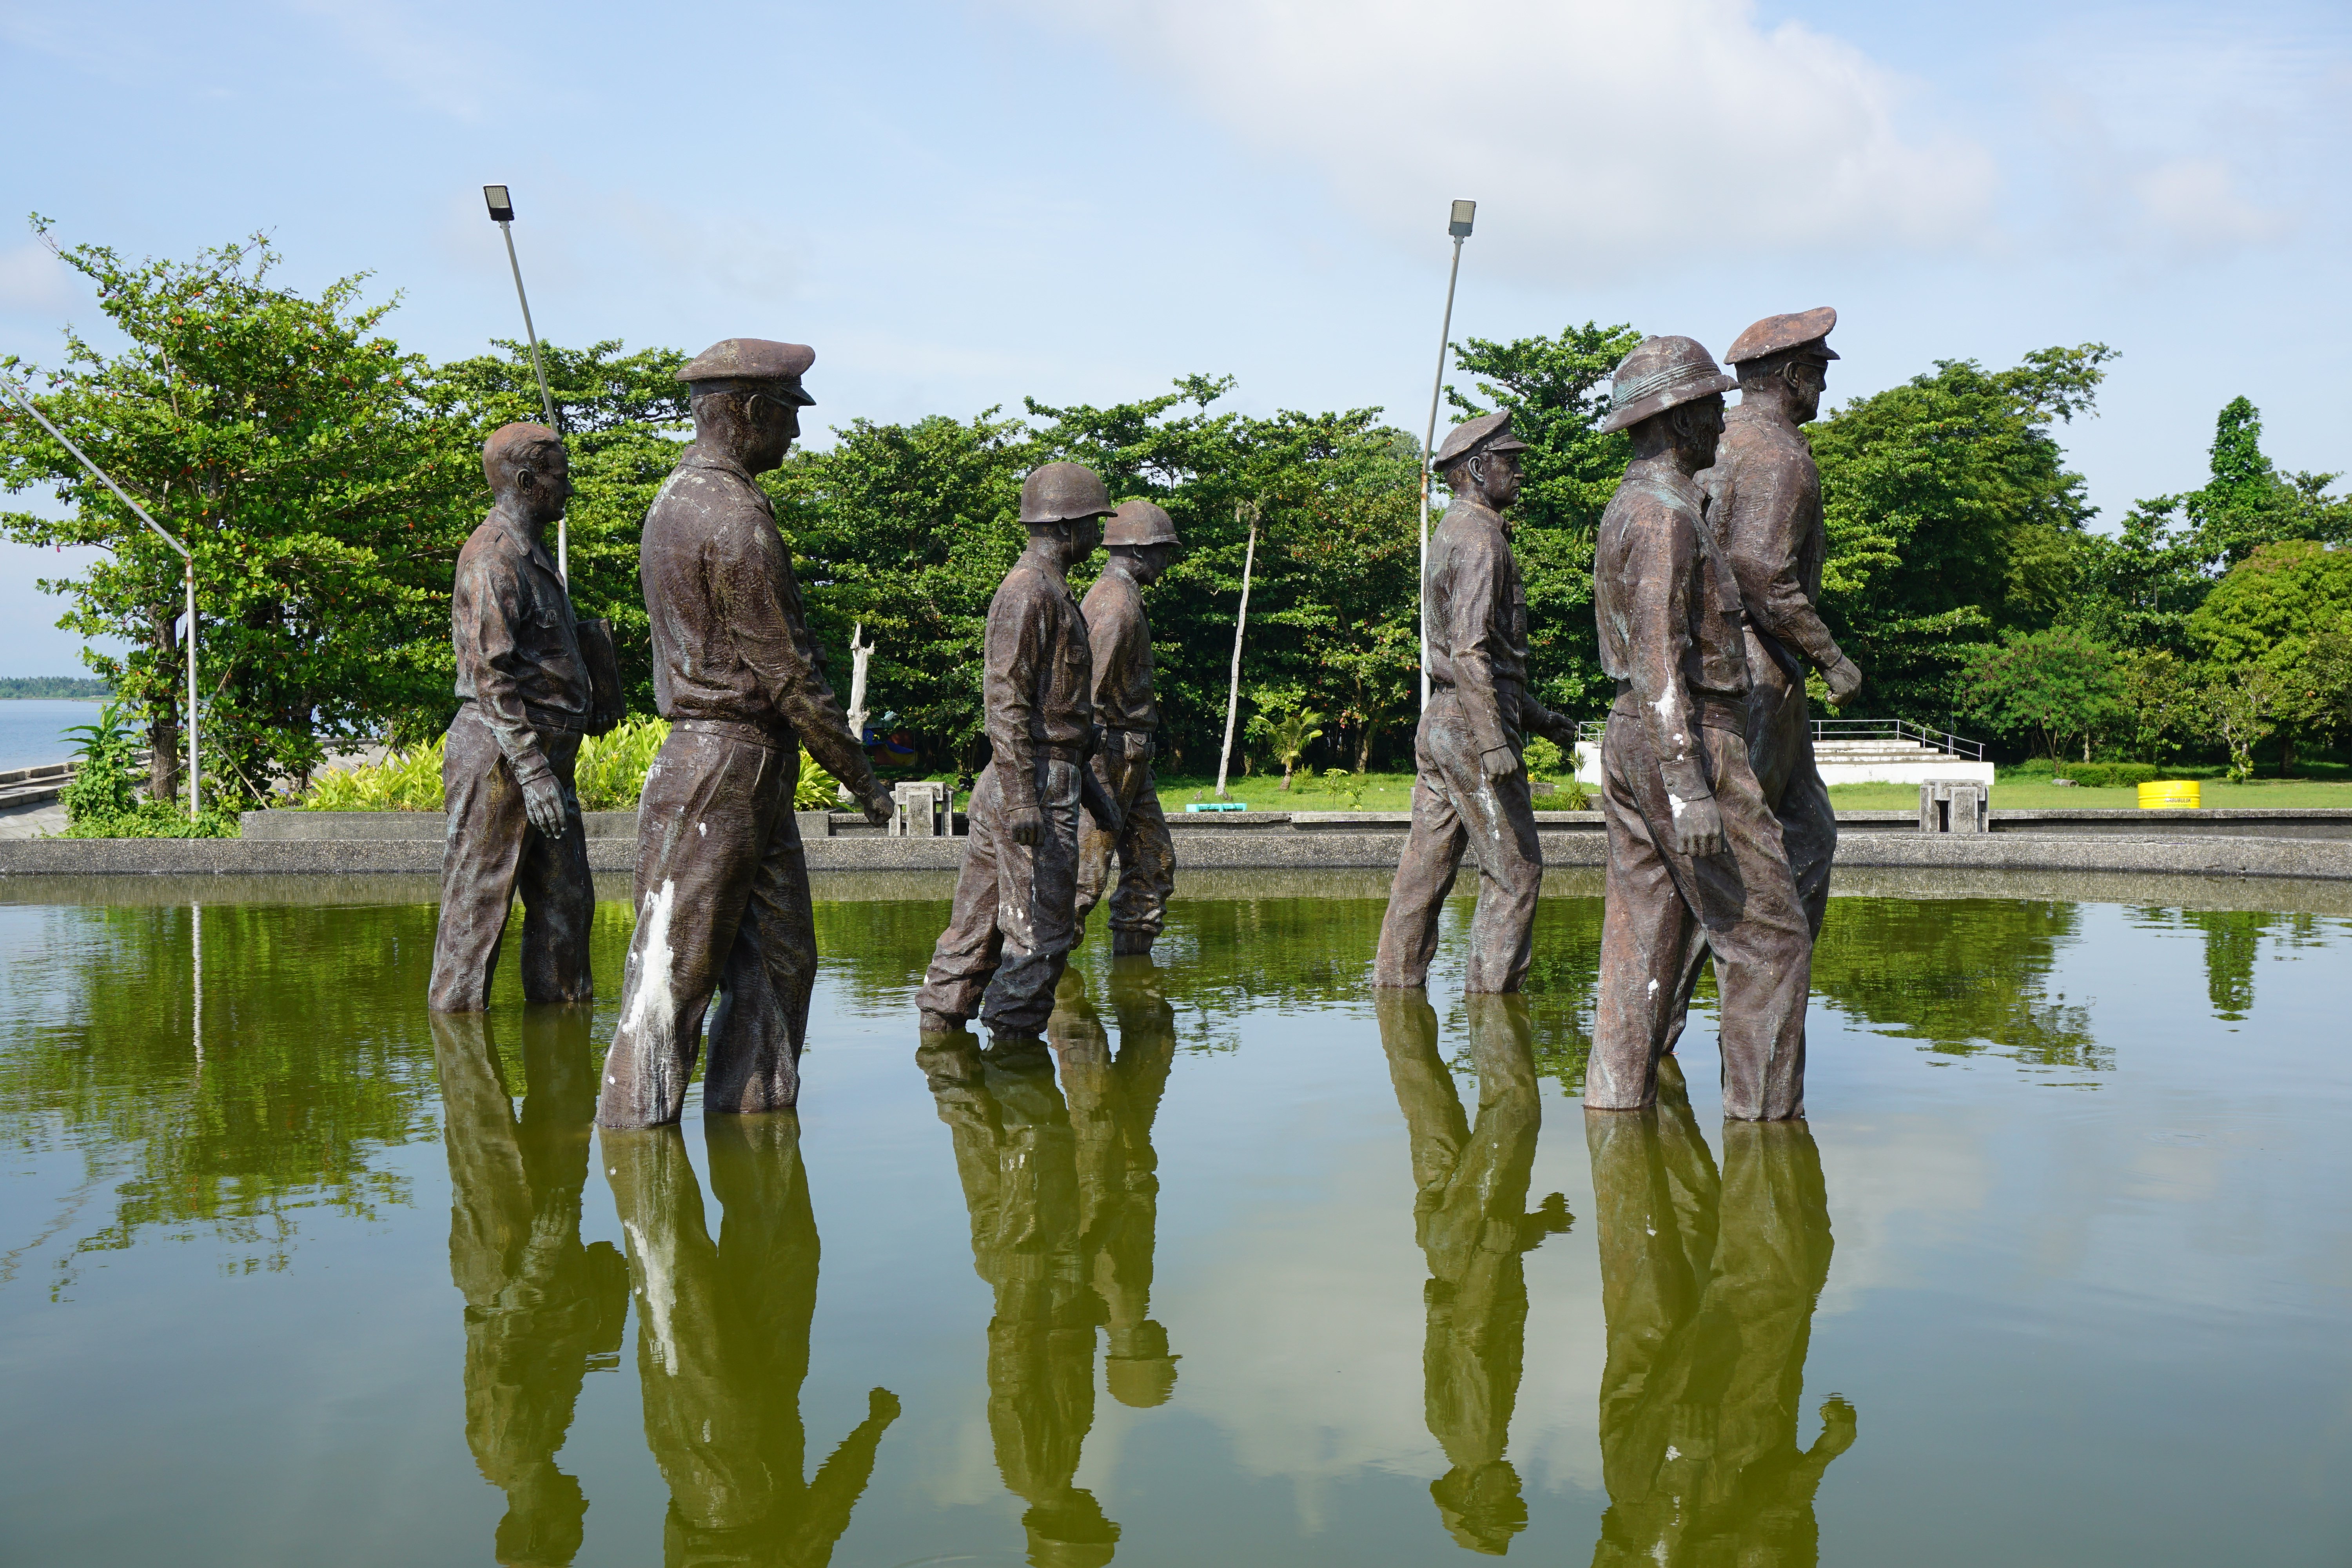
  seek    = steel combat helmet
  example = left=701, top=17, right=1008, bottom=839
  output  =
left=1595, top=336, right=1736, bottom=434
left=1018, top=461, right=1116, bottom=525
left=1103, top=499, right=1178, bottom=547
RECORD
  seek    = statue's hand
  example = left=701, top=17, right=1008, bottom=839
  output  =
left=1007, top=802, right=1044, bottom=846
left=862, top=787, right=894, bottom=828
left=1083, top=772, right=1126, bottom=836
left=521, top=772, right=569, bottom=840
left=1671, top=794, right=1725, bottom=858
left=1824, top=655, right=1864, bottom=709
left=1480, top=746, right=1518, bottom=784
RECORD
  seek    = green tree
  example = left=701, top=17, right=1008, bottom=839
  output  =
left=1807, top=345, right=2115, bottom=721
left=1445, top=321, right=1644, bottom=720
left=2186, top=539, right=2352, bottom=772
left=1957, top=626, right=2128, bottom=761
left=2179, top=397, right=2350, bottom=571
left=0, top=219, right=478, bottom=801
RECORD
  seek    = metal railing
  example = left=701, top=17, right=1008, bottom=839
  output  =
left=1572, top=715, right=1983, bottom=761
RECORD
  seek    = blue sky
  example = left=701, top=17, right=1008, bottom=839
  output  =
left=4, top=0, right=2347, bottom=673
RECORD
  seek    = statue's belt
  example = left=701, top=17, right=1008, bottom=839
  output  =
left=1611, top=683, right=1747, bottom=731
left=673, top=717, right=794, bottom=750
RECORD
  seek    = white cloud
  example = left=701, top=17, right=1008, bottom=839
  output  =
left=1003, top=0, right=1998, bottom=280
left=2132, top=157, right=2294, bottom=250
left=0, top=242, right=73, bottom=313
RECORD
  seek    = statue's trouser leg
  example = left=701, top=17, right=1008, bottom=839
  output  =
left=597, top=729, right=786, bottom=1129
left=1376, top=708, right=1541, bottom=992
left=430, top=710, right=590, bottom=1011
left=703, top=759, right=816, bottom=1115
left=977, top=760, right=1082, bottom=1037
left=1106, top=764, right=1173, bottom=953
left=1590, top=712, right=1812, bottom=1116
left=1661, top=651, right=1823, bottom=1052
left=1375, top=717, right=1468, bottom=987
left=918, top=764, right=1011, bottom=1024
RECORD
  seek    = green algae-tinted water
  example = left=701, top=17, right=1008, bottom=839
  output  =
left=2, top=875, right=2349, bottom=1566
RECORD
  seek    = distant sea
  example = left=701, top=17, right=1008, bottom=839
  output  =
left=0, top=699, right=103, bottom=772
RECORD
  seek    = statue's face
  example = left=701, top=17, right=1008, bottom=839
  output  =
left=744, top=388, right=802, bottom=469
left=1785, top=357, right=1828, bottom=424
left=1677, top=397, right=1726, bottom=468
left=1070, top=515, right=1104, bottom=562
left=514, top=447, right=573, bottom=521
left=1477, top=448, right=1523, bottom=509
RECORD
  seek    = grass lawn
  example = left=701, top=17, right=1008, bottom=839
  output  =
left=1149, top=769, right=2352, bottom=814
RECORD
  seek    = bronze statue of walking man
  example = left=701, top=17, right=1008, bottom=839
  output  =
left=1663, top=309, right=1862, bottom=1055
left=429, top=423, right=598, bottom=1013
left=597, top=339, right=893, bottom=1130
left=1375, top=411, right=1580, bottom=994
left=1588, top=336, right=1813, bottom=1120
left=1075, top=499, right=1178, bottom=956
left=916, top=462, right=1123, bottom=1040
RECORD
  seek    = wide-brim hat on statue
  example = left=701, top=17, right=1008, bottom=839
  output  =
left=1433, top=408, right=1529, bottom=469
left=1103, top=498, right=1178, bottom=547
left=676, top=338, right=817, bottom=405
left=1019, top=460, right=1116, bottom=524
left=1595, top=335, right=1735, bottom=434
left=1725, top=306, right=1839, bottom=365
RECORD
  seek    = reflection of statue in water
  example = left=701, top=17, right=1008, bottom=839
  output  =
left=602, top=1117, right=899, bottom=1567
left=1377, top=991, right=1572, bottom=1555
left=1584, top=1061, right=1855, bottom=1565
left=918, top=963, right=1180, bottom=1567
left=430, top=1009, right=629, bottom=1567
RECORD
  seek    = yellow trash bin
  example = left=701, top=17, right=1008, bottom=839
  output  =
left=2139, top=780, right=2201, bottom=809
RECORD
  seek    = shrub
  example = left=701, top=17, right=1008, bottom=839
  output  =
left=303, top=739, right=447, bottom=811
left=56, top=700, right=238, bottom=838
left=2053, top=760, right=2160, bottom=789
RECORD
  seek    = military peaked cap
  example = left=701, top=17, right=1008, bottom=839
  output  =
left=1433, top=409, right=1529, bottom=468
left=1725, top=307, right=1839, bottom=365
left=676, top=338, right=817, bottom=404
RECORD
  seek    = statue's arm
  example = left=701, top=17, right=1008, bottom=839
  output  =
left=982, top=576, right=1044, bottom=810
left=1728, top=460, right=1847, bottom=673
left=452, top=543, right=554, bottom=783
left=1443, top=543, right=1515, bottom=761
left=1621, top=513, right=1711, bottom=805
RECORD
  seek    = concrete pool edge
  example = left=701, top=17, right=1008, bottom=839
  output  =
left=3, top=825, right=2349, bottom=886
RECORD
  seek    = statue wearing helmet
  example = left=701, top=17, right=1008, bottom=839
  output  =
left=1586, top=336, right=1813, bottom=1121
left=917, top=462, right=1126, bottom=1040
left=1074, top=498, right=1180, bottom=956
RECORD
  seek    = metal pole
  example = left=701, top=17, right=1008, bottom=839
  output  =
left=1417, top=236, right=1465, bottom=711
left=3, top=376, right=199, bottom=814
left=1216, top=503, right=1260, bottom=800
left=497, top=219, right=565, bottom=583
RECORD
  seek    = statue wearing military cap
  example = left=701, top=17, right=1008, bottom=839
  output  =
left=1074, top=497, right=1179, bottom=955
left=597, top=338, right=895, bottom=1130
left=1587, top=334, right=1813, bottom=1122
left=1374, top=408, right=1578, bottom=996
left=917, top=462, right=1126, bottom=1040
left=1657, top=308, right=1861, bottom=1068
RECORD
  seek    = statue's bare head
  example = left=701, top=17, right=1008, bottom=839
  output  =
left=483, top=423, right=570, bottom=524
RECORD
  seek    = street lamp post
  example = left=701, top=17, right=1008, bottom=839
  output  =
left=1417, top=199, right=1476, bottom=711
left=4, top=375, right=201, bottom=815
left=482, top=184, right=567, bottom=583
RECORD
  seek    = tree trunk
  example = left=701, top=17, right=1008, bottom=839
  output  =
left=147, top=613, right=180, bottom=804
left=2280, top=729, right=2297, bottom=777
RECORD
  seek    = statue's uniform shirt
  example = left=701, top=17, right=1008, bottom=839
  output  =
left=1423, top=499, right=1553, bottom=750
left=1375, top=498, right=1566, bottom=995
left=1593, top=468, right=1749, bottom=801
left=982, top=563, right=1095, bottom=809
left=1075, top=567, right=1174, bottom=951
left=638, top=445, right=866, bottom=785
left=1702, top=405, right=1846, bottom=677
left=451, top=510, right=590, bottom=779
left=430, top=507, right=594, bottom=1013
left=918, top=559, right=1096, bottom=1035
left=596, top=444, right=882, bottom=1128
left=1589, top=461, right=1810, bottom=1122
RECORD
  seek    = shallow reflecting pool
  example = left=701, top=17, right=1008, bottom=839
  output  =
left=2, top=875, right=2349, bottom=1566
